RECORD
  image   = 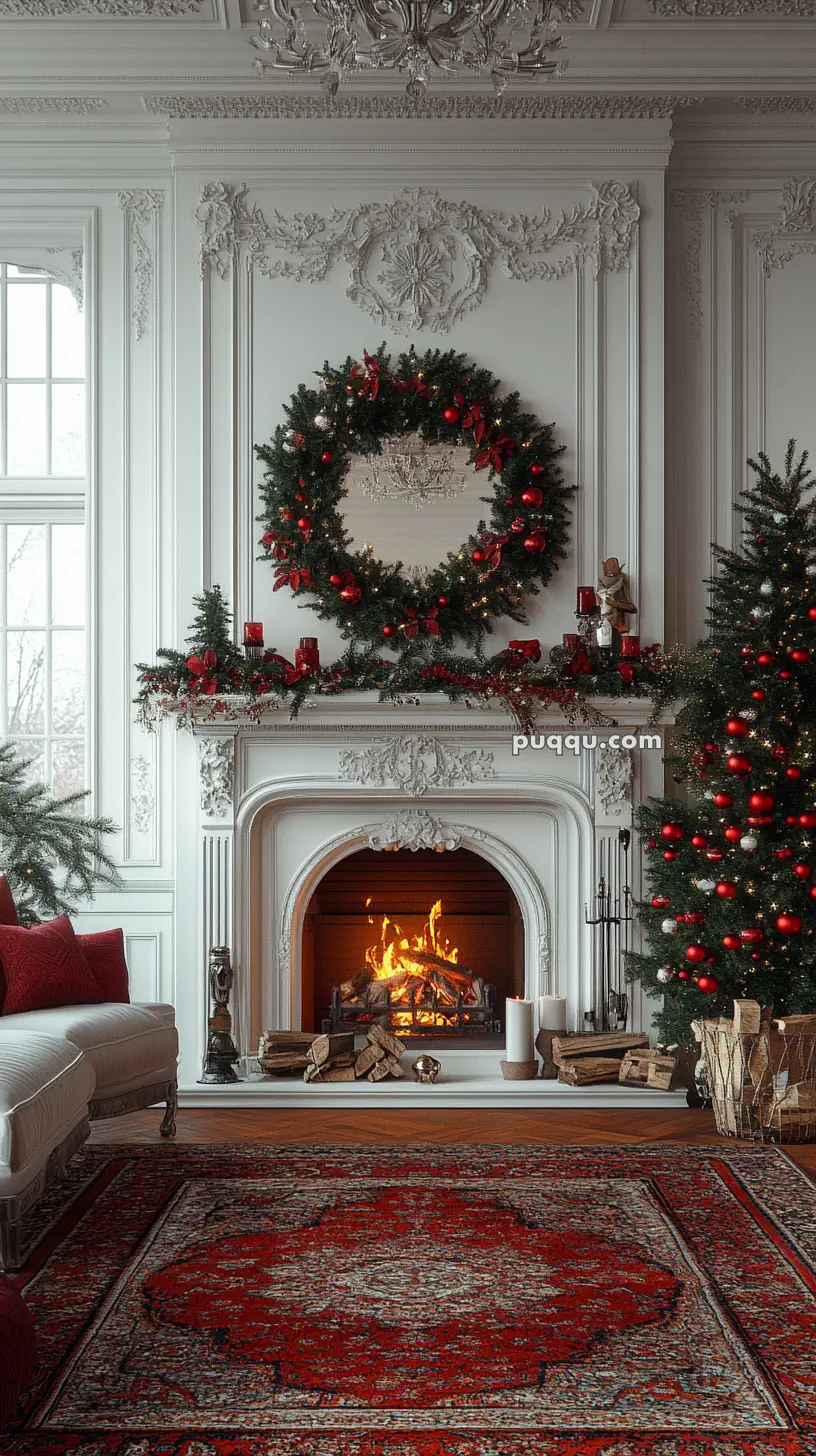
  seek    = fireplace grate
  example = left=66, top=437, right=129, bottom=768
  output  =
left=323, top=980, right=501, bottom=1038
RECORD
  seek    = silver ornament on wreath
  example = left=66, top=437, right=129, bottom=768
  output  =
left=657, top=966, right=674, bottom=984
left=661, top=918, right=678, bottom=934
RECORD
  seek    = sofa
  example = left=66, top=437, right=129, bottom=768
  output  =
left=0, top=879, right=178, bottom=1271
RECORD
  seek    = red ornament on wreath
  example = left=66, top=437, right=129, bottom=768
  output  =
left=722, top=935, right=741, bottom=950
left=800, top=812, right=816, bottom=828
left=727, top=754, right=751, bottom=776
left=757, top=652, right=774, bottom=667
left=443, top=407, right=460, bottom=424
left=724, top=826, right=743, bottom=843
left=726, top=718, right=749, bottom=738
left=320, top=450, right=332, bottom=465
left=520, top=486, right=543, bottom=508
left=790, top=649, right=810, bottom=663
left=382, top=624, right=397, bottom=639
left=715, top=882, right=738, bottom=899
left=530, top=463, right=545, bottom=476
left=524, top=532, right=547, bottom=554
left=686, top=944, right=708, bottom=964
left=339, top=584, right=362, bottom=605
left=749, top=791, right=775, bottom=812
left=740, top=927, right=764, bottom=944
left=677, top=969, right=691, bottom=981
left=776, top=913, right=802, bottom=934
left=786, top=765, right=803, bottom=780
left=651, top=895, right=670, bottom=909
left=713, top=792, right=733, bottom=808
left=661, top=824, right=684, bottom=842
left=794, top=863, right=812, bottom=879
left=691, top=834, right=708, bottom=848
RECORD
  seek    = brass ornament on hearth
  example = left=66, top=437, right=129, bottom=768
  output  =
left=412, top=1054, right=441, bottom=1084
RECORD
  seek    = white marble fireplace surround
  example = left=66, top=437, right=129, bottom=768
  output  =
left=183, top=693, right=684, bottom=1108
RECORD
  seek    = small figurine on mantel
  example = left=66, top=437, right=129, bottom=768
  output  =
left=597, top=558, right=637, bottom=647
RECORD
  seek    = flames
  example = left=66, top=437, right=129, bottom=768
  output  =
left=365, top=898, right=460, bottom=984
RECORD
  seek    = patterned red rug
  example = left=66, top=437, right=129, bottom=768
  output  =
left=1, top=1143, right=815, bottom=1456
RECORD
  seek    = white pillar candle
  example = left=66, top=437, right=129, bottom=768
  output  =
left=505, top=997, right=535, bottom=1062
left=538, top=995, right=567, bottom=1032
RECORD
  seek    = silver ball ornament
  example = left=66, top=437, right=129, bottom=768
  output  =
left=661, top=918, right=678, bottom=934
left=759, top=580, right=774, bottom=597
left=657, top=966, right=674, bottom=984
left=313, top=412, right=330, bottom=431
left=740, top=834, right=758, bottom=852
left=697, top=879, right=716, bottom=895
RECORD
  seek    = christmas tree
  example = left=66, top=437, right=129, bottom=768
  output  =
left=629, top=443, right=816, bottom=1045
left=0, top=741, right=121, bottom=925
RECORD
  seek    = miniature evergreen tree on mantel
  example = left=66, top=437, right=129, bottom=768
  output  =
left=629, top=443, right=816, bottom=1045
left=0, top=741, right=121, bottom=925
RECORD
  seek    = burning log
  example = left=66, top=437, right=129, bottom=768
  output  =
left=339, top=968, right=374, bottom=1002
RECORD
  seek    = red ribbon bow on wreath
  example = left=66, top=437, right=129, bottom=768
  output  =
left=186, top=649, right=218, bottom=695
left=479, top=532, right=510, bottom=573
left=273, top=565, right=314, bottom=593
left=349, top=349, right=380, bottom=401
left=507, top=639, right=542, bottom=663
left=617, top=662, right=636, bottom=685
left=400, top=605, right=440, bottom=638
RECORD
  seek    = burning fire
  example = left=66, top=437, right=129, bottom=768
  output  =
left=365, top=899, right=459, bottom=982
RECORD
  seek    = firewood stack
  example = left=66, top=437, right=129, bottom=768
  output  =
left=551, top=1031, right=677, bottom=1089
left=693, top=999, right=816, bottom=1141
left=258, top=1023, right=407, bottom=1084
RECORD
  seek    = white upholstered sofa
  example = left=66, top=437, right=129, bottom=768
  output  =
left=0, top=1004, right=178, bottom=1270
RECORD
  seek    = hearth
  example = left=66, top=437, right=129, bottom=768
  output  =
left=302, top=846, right=522, bottom=1040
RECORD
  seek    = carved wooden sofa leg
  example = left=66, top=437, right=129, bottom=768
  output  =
left=160, top=1079, right=178, bottom=1139
left=0, top=1211, right=22, bottom=1273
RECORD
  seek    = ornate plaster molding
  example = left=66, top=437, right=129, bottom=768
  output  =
left=0, top=0, right=205, bottom=12
left=118, top=189, right=163, bottom=341
left=738, top=96, right=816, bottom=114
left=671, top=189, right=748, bottom=338
left=595, top=746, right=633, bottom=814
left=195, top=181, right=640, bottom=336
left=15, top=246, right=84, bottom=311
left=130, top=754, right=155, bottom=834
left=753, top=178, right=816, bottom=276
left=0, top=96, right=108, bottom=113
left=198, top=737, right=235, bottom=818
left=338, top=736, right=495, bottom=796
left=146, top=92, right=699, bottom=121
left=366, top=811, right=488, bottom=852
left=538, top=928, right=551, bottom=982
left=650, top=0, right=816, bottom=13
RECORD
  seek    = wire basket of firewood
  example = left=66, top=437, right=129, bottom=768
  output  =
left=693, top=999, right=816, bottom=1142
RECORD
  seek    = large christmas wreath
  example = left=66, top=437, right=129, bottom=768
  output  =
left=255, top=346, right=574, bottom=649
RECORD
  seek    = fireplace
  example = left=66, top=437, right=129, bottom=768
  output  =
left=300, top=847, right=523, bottom=1042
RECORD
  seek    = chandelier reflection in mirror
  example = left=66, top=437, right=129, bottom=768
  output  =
left=248, top=2, right=574, bottom=100
left=356, top=432, right=469, bottom=509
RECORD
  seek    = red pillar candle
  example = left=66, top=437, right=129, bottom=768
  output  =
left=576, top=587, right=597, bottom=615
left=243, top=621, right=264, bottom=645
left=563, top=633, right=581, bottom=652
left=295, top=636, right=320, bottom=671
left=619, top=634, right=641, bottom=658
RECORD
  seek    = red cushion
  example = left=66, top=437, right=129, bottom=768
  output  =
left=0, top=1274, right=37, bottom=1427
left=76, top=928, right=130, bottom=1004
left=0, top=878, right=18, bottom=928
left=0, top=916, right=104, bottom=1016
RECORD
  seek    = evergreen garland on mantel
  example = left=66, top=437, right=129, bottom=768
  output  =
left=135, top=585, right=673, bottom=735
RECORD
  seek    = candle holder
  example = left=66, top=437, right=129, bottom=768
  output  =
left=295, top=636, right=320, bottom=671
left=243, top=622, right=265, bottom=662
left=535, top=1028, right=558, bottom=1079
left=500, top=1059, right=539, bottom=1081
left=198, top=946, right=242, bottom=1084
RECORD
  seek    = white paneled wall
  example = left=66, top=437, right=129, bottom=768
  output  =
left=1, top=112, right=815, bottom=1069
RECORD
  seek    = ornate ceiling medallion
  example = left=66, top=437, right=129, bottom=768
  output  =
left=248, top=0, right=579, bottom=99
left=352, top=432, right=470, bottom=511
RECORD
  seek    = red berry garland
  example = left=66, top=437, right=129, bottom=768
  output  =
left=255, top=346, right=572, bottom=650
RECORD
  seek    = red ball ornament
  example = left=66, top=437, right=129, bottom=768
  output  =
left=381, top=624, right=397, bottom=639
left=787, top=815, right=799, bottom=825
left=741, top=647, right=753, bottom=657
left=294, top=491, right=306, bottom=502
left=740, top=927, right=764, bottom=944
left=691, top=834, right=708, bottom=848
left=752, top=689, right=766, bottom=701
left=509, top=517, right=526, bottom=534
left=794, top=863, right=812, bottom=879
left=520, top=486, right=543, bottom=508
left=780, top=670, right=793, bottom=680
left=808, top=606, right=816, bottom=621
left=715, top=882, right=738, bottom=899
left=297, top=516, right=311, bottom=531
left=504, top=498, right=515, bottom=507
left=776, top=913, right=802, bottom=934
left=663, top=850, right=678, bottom=861
left=722, top=935, right=741, bottom=950
left=443, top=407, right=460, bottom=424
left=339, top=584, right=362, bottom=604
left=648, top=839, right=657, bottom=848
left=677, top=969, right=691, bottom=981
left=810, top=885, right=816, bottom=899
left=786, top=764, right=803, bottom=780
left=800, top=812, right=816, bottom=828
left=329, top=573, right=344, bottom=588
left=685, top=912, right=706, bottom=925
left=320, top=451, right=332, bottom=464
left=686, top=944, right=708, bottom=964
left=726, top=718, right=749, bottom=737
left=651, top=895, right=670, bottom=909
left=279, top=507, right=295, bottom=521
left=713, top=792, right=733, bottom=808
left=706, top=849, right=724, bottom=862
left=661, top=823, right=684, bottom=842
left=696, top=974, right=719, bottom=994
left=749, top=791, right=775, bottom=812
left=523, top=532, right=547, bottom=554
left=772, top=744, right=788, bottom=760
left=472, top=549, right=486, bottom=562
left=775, top=847, right=793, bottom=859
left=530, top=462, right=545, bottom=476
left=438, top=595, right=449, bottom=607
left=724, top=826, right=743, bottom=843
left=757, top=652, right=774, bottom=667
left=790, top=649, right=810, bottom=663
left=727, top=754, right=751, bottom=776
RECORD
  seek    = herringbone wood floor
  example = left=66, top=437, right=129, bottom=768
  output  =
left=89, top=1108, right=816, bottom=1174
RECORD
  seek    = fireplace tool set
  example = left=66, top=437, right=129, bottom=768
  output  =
left=584, top=829, right=633, bottom=1034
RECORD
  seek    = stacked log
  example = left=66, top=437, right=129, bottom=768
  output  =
left=551, top=1031, right=650, bottom=1087
left=258, top=1023, right=406, bottom=1084
left=618, top=1048, right=677, bottom=1091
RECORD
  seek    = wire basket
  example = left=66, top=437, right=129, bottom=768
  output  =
left=695, top=1003, right=816, bottom=1143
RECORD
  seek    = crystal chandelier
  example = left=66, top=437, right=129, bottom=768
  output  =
left=248, top=2, right=571, bottom=100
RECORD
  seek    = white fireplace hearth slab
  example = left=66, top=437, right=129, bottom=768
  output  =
left=179, top=1049, right=688, bottom=1109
